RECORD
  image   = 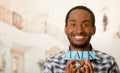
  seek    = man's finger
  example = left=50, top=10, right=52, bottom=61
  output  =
left=79, top=67, right=85, bottom=73
left=65, top=60, right=76, bottom=73
left=70, top=64, right=76, bottom=72
left=76, top=69, right=81, bottom=73
left=71, top=67, right=77, bottom=73
left=85, top=59, right=94, bottom=73
left=66, top=60, right=76, bottom=69
left=84, top=64, right=90, bottom=73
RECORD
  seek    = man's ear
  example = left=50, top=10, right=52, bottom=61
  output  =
left=91, top=27, right=96, bottom=35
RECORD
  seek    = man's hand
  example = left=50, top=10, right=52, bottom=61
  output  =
left=77, top=59, right=94, bottom=73
left=65, top=60, right=94, bottom=73
left=65, top=60, right=77, bottom=73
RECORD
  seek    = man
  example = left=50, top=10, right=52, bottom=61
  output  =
left=42, top=6, right=119, bottom=73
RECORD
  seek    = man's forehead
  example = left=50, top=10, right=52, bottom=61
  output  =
left=70, top=9, right=91, bottom=15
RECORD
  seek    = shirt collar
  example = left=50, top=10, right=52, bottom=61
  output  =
left=92, top=49, right=101, bottom=61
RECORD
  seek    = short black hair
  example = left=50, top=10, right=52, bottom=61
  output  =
left=65, top=6, right=95, bottom=27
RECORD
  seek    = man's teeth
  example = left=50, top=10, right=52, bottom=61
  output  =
left=75, top=36, right=84, bottom=39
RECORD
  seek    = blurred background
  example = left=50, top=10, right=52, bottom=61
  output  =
left=0, top=0, right=120, bottom=73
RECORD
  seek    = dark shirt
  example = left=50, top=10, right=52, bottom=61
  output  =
left=42, top=49, right=119, bottom=73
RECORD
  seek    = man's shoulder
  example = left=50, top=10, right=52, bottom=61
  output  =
left=45, top=51, right=66, bottom=63
left=94, top=50, right=115, bottom=63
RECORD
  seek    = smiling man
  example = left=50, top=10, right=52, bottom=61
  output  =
left=42, top=6, right=119, bottom=73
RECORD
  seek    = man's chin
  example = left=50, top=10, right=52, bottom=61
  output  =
left=72, top=43, right=87, bottom=48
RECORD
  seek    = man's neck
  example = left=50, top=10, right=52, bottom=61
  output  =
left=69, top=44, right=91, bottom=51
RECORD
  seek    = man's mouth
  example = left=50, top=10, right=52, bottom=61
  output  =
left=73, top=35, right=85, bottom=40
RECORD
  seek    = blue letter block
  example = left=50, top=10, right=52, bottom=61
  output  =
left=65, top=50, right=95, bottom=60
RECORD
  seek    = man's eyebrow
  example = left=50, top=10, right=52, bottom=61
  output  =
left=68, top=20, right=91, bottom=23
left=68, top=19, right=76, bottom=22
left=82, top=20, right=91, bottom=23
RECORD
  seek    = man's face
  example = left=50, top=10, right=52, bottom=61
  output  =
left=65, top=9, right=96, bottom=48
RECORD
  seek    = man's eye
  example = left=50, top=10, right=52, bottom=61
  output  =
left=71, top=23, right=76, bottom=26
left=82, top=24, right=89, bottom=27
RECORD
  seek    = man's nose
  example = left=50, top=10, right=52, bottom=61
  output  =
left=75, top=26, right=84, bottom=33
